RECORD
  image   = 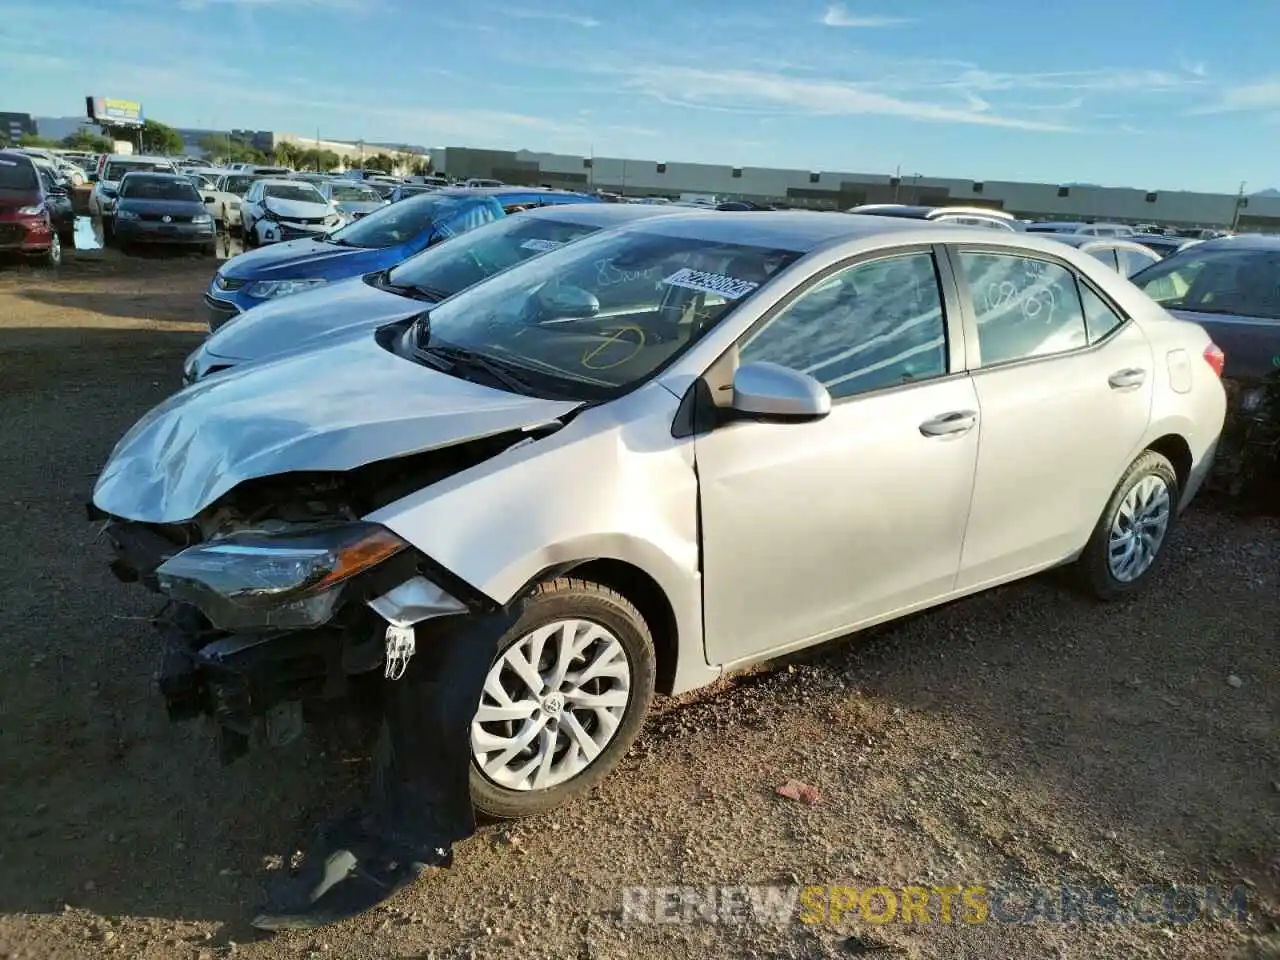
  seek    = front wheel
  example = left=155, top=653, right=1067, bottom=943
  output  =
left=468, top=578, right=656, bottom=820
left=1076, top=450, right=1180, bottom=600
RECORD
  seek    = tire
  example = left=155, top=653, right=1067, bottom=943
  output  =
left=468, top=578, right=656, bottom=820
left=59, top=229, right=75, bottom=250
left=242, top=217, right=256, bottom=247
left=201, top=241, right=217, bottom=257
left=1075, top=450, right=1180, bottom=601
left=101, top=218, right=114, bottom=246
left=37, top=231, right=62, bottom=268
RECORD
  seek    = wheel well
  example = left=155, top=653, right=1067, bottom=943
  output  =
left=564, top=559, right=680, bottom=696
left=1146, top=434, right=1193, bottom=491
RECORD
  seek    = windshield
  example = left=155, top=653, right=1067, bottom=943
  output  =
left=396, top=186, right=434, bottom=198
left=0, top=156, right=38, bottom=191
left=1132, top=247, right=1280, bottom=320
left=104, top=160, right=170, bottom=181
left=412, top=226, right=801, bottom=400
left=121, top=176, right=201, bottom=201
left=330, top=183, right=382, bottom=202
left=186, top=174, right=213, bottom=189
left=263, top=183, right=325, bottom=204
left=327, top=193, right=490, bottom=249
left=388, top=215, right=604, bottom=300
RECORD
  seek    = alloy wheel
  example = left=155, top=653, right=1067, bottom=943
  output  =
left=1107, top=474, right=1171, bottom=582
left=471, top=618, right=632, bottom=792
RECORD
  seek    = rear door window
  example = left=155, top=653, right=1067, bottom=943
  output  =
left=957, top=251, right=1089, bottom=364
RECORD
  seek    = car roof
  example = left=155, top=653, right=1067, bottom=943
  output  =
left=1186, top=234, right=1280, bottom=252
left=624, top=210, right=951, bottom=252
left=119, top=171, right=190, bottom=181
left=517, top=203, right=701, bottom=228
left=103, top=154, right=174, bottom=163
left=1046, top=234, right=1151, bottom=250
left=0, top=150, right=36, bottom=166
left=258, top=178, right=322, bottom=188
left=439, top=186, right=591, bottom=199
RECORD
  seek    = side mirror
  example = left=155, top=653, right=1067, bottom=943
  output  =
left=730, top=361, right=831, bottom=422
left=536, top=284, right=600, bottom=322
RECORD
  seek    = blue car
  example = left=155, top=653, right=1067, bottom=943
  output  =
left=203, top=187, right=600, bottom=331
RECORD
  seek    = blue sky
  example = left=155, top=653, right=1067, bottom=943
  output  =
left=4, top=0, right=1279, bottom=193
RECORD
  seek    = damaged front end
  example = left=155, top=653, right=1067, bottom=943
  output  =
left=90, top=441, right=540, bottom=929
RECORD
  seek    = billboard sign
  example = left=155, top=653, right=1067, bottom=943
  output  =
left=85, top=96, right=144, bottom=127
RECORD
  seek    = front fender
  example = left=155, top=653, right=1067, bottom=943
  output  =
left=365, top=383, right=719, bottom=695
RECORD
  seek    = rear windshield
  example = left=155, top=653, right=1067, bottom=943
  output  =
left=0, top=156, right=38, bottom=191
left=104, top=160, right=171, bottom=181
left=325, top=193, right=492, bottom=248
left=221, top=175, right=257, bottom=195
left=263, top=184, right=325, bottom=204
left=1132, top=248, right=1280, bottom=320
left=121, top=176, right=201, bottom=201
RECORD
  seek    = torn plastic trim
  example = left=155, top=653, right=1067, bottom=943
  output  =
left=368, top=575, right=468, bottom=628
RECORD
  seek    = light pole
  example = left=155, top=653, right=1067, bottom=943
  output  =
left=1231, top=181, right=1246, bottom=232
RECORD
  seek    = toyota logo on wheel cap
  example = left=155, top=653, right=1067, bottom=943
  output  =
left=162, top=215, right=172, bottom=223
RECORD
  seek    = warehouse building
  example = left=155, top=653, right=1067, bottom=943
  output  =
left=434, top=147, right=1280, bottom=231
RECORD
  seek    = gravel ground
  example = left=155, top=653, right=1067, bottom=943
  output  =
left=0, top=251, right=1277, bottom=960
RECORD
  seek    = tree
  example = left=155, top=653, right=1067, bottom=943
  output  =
left=273, top=140, right=301, bottom=168
left=17, top=133, right=61, bottom=149
left=198, top=133, right=264, bottom=164
left=411, top=158, right=434, bottom=176
left=135, top=119, right=185, bottom=155
left=62, top=129, right=114, bottom=152
left=364, top=152, right=396, bottom=174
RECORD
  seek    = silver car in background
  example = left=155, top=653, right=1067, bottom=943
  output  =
left=91, top=212, right=1227, bottom=925
left=316, top=180, right=389, bottom=222
left=1045, top=233, right=1162, bottom=277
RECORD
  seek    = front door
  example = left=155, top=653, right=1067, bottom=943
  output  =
left=947, top=248, right=1154, bottom=589
left=695, top=249, right=981, bottom=668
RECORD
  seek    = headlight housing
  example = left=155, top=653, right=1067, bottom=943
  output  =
left=155, top=522, right=408, bottom=630
left=245, top=278, right=328, bottom=299
left=16, top=204, right=44, bottom=216
left=192, top=213, right=213, bottom=225
left=116, top=209, right=140, bottom=221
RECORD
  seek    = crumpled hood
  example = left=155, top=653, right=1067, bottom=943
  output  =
left=204, top=275, right=421, bottom=362
left=219, top=237, right=395, bottom=281
left=266, top=197, right=332, bottom=220
left=93, top=333, right=582, bottom=524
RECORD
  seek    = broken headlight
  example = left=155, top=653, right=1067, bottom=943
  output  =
left=155, top=523, right=407, bottom=631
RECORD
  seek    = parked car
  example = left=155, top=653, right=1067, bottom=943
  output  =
left=1128, top=233, right=1199, bottom=258
left=185, top=203, right=695, bottom=380
left=113, top=172, right=217, bottom=256
left=35, top=165, right=75, bottom=245
left=1130, top=236, right=1280, bottom=496
left=0, top=150, right=64, bottom=267
left=89, top=155, right=179, bottom=240
left=201, top=173, right=261, bottom=230
left=240, top=179, right=343, bottom=247
left=1025, top=221, right=1136, bottom=237
left=203, top=187, right=601, bottom=328
left=406, top=175, right=451, bottom=188
left=316, top=180, right=388, bottom=221
left=464, top=177, right=504, bottom=188
left=93, top=213, right=1226, bottom=928
left=847, top=204, right=1019, bottom=231
left=1043, top=234, right=1161, bottom=277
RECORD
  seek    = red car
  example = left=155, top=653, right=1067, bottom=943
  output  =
left=0, top=150, right=62, bottom=267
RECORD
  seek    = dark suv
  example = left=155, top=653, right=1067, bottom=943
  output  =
left=0, top=150, right=63, bottom=267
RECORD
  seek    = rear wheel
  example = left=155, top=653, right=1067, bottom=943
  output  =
left=1076, top=450, right=1179, bottom=600
left=468, top=578, right=656, bottom=820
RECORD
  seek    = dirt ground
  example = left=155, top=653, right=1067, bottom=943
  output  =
left=0, top=249, right=1277, bottom=960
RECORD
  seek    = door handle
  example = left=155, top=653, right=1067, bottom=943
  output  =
left=1108, top=368, right=1147, bottom=389
left=919, top=410, right=978, bottom=437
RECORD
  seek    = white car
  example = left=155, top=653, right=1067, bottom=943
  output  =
left=241, top=179, right=343, bottom=246
left=198, top=172, right=264, bottom=230
left=89, top=154, right=178, bottom=235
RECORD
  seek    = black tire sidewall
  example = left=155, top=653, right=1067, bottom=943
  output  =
left=1079, top=451, right=1180, bottom=600
left=468, top=579, right=656, bottom=820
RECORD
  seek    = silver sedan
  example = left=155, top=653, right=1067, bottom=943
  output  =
left=94, top=212, right=1227, bottom=824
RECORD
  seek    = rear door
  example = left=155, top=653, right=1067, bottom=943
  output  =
left=944, top=244, right=1154, bottom=589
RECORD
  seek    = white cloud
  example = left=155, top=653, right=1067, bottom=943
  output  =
left=819, top=3, right=911, bottom=27
left=179, top=0, right=359, bottom=7
left=501, top=8, right=601, bottom=27
left=617, top=65, right=1074, bottom=131
left=1188, top=78, right=1280, bottom=114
